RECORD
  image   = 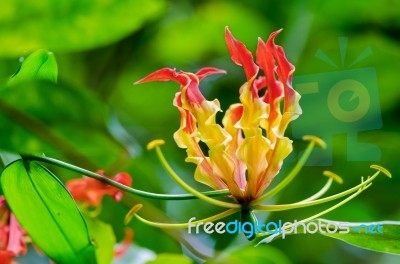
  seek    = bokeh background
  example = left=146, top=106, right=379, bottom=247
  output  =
left=0, top=0, right=399, bottom=263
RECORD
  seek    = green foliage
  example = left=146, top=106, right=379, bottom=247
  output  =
left=83, top=213, right=116, bottom=264
left=0, top=160, right=96, bottom=263
left=7, top=49, right=58, bottom=85
left=150, top=1, right=271, bottom=64
left=320, top=220, right=400, bottom=255
left=0, top=80, right=124, bottom=167
left=0, top=0, right=399, bottom=263
left=207, top=245, right=291, bottom=264
left=0, top=0, right=166, bottom=57
left=259, top=219, right=400, bottom=256
left=146, top=253, right=193, bottom=264
left=0, top=46, right=126, bottom=168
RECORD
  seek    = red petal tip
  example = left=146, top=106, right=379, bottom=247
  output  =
left=134, top=68, right=178, bottom=85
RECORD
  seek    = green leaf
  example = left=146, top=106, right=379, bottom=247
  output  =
left=0, top=159, right=97, bottom=264
left=146, top=253, right=193, bottom=264
left=207, top=245, right=291, bottom=264
left=83, top=213, right=116, bottom=264
left=258, top=218, right=400, bottom=255
left=318, top=219, right=400, bottom=255
left=7, top=49, right=58, bottom=86
left=0, top=0, right=166, bottom=57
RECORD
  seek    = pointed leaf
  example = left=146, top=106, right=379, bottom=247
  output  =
left=318, top=219, right=400, bottom=255
left=7, top=49, right=58, bottom=86
left=0, top=160, right=97, bottom=263
left=258, top=219, right=400, bottom=255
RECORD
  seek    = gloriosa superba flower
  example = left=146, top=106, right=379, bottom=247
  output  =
left=132, top=27, right=391, bottom=240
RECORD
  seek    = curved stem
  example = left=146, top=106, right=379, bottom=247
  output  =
left=154, top=146, right=240, bottom=208
left=133, top=208, right=240, bottom=229
left=21, top=154, right=231, bottom=200
left=252, top=140, right=315, bottom=204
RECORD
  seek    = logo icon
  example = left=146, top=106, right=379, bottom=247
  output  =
left=292, top=37, right=382, bottom=165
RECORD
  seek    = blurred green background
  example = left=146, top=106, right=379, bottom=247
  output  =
left=0, top=0, right=399, bottom=263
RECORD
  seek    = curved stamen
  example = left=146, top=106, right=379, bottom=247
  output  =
left=124, top=204, right=143, bottom=225
left=297, top=178, right=333, bottom=204
left=370, top=164, right=392, bottom=178
left=256, top=183, right=368, bottom=238
left=252, top=136, right=325, bottom=204
left=148, top=140, right=240, bottom=209
left=296, top=171, right=343, bottom=203
left=323, top=170, right=343, bottom=184
left=126, top=205, right=239, bottom=228
left=302, top=135, right=327, bottom=149
left=253, top=168, right=384, bottom=211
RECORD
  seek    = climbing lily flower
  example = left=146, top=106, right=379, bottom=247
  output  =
left=136, top=28, right=301, bottom=203
left=66, top=171, right=132, bottom=207
left=133, top=27, right=391, bottom=240
left=0, top=196, right=28, bottom=264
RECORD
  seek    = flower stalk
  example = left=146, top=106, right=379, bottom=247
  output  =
left=20, top=154, right=231, bottom=200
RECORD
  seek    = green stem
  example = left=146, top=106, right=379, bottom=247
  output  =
left=21, top=154, right=231, bottom=200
